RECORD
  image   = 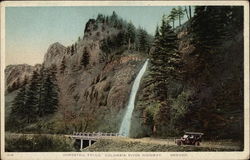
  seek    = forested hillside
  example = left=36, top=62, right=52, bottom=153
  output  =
left=134, top=6, right=243, bottom=140
left=5, top=6, right=244, bottom=142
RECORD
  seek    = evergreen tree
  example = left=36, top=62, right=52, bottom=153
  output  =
left=100, top=38, right=110, bottom=53
left=176, top=7, right=185, bottom=26
left=137, top=28, right=149, bottom=53
left=22, top=75, right=28, bottom=87
left=96, top=13, right=105, bottom=23
left=37, top=66, right=46, bottom=117
left=74, top=43, right=77, bottom=52
left=24, top=70, right=40, bottom=123
left=191, top=6, right=231, bottom=52
left=66, top=47, right=70, bottom=54
left=110, top=11, right=118, bottom=27
left=60, top=56, right=66, bottom=74
left=115, top=30, right=126, bottom=47
left=168, top=9, right=178, bottom=28
left=140, top=16, right=182, bottom=136
left=7, top=85, right=28, bottom=131
left=126, top=22, right=136, bottom=50
left=11, top=85, right=27, bottom=121
left=148, top=16, right=180, bottom=100
left=231, top=6, right=243, bottom=34
left=42, top=66, right=59, bottom=115
left=184, top=6, right=190, bottom=20
left=189, top=6, right=192, bottom=19
left=71, top=44, right=75, bottom=55
left=81, top=47, right=90, bottom=67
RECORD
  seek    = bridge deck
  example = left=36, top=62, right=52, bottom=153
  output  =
left=69, top=132, right=121, bottom=140
left=69, top=132, right=122, bottom=149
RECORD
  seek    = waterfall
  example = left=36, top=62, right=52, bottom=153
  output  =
left=119, top=59, right=149, bottom=137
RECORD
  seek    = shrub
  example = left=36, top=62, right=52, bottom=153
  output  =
left=5, top=134, right=75, bottom=152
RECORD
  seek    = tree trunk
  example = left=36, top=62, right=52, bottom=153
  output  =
left=84, top=120, right=89, bottom=131
left=189, top=6, right=192, bottom=19
left=179, top=15, right=181, bottom=26
left=128, top=38, right=131, bottom=50
left=153, top=125, right=157, bottom=136
left=172, top=20, right=175, bottom=29
left=185, top=6, right=190, bottom=19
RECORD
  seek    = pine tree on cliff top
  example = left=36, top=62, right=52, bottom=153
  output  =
left=126, top=22, right=136, bottom=50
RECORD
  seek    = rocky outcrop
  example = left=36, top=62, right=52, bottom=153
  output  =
left=5, top=17, right=146, bottom=133
left=43, top=42, right=66, bottom=68
left=5, top=64, right=41, bottom=93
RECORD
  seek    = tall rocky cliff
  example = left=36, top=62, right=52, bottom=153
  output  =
left=5, top=16, right=146, bottom=133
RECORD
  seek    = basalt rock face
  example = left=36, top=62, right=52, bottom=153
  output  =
left=176, top=24, right=244, bottom=139
left=5, top=18, right=145, bottom=133
left=5, top=64, right=41, bottom=119
left=5, top=64, right=41, bottom=93
left=43, top=42, right=67, bottom=68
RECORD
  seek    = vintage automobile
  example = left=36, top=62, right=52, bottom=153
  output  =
left=175, top=132, right=204, bottom=146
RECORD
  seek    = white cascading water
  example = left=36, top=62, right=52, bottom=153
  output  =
left=119, top=59, right=149, bottom=137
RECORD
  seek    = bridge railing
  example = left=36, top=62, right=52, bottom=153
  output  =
left=71, top=132, right=122, bottom=139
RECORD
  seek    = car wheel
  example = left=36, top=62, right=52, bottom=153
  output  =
left=195, top=141, right=200, bottom=146
left=177, top=140, right=181, bottom=146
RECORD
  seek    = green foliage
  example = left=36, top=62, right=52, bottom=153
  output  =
left=100, top=12, right=152, bottom=54
left=5, top=135, right=75, bottom=152
left=178, top=6, right=244, bottom=139
left=148, top=16, right=181, bottom=100
left=125, top=22, right=136, bottom=50
left=191, top=6, right=241, bottom=52
left=176, top=7, right=185, bottom=26
left=143, top=103, right=160, bottom=135
left=166, top=6, right=188, bottom=28
left=170, top=91, right=191, bottom=126
left=136, top=6, right=243, bottom=140
left=23, top=71, right=40, bottom=123
left=6, top=65, right=59, bottom=132
left=96, top=13, right=105, bottom=23
left=168, top=8, right=178, bottom=28
left=6, top=86, right=27, bottom=131
left=135, top=17, right=182, bottom=136
left=39, top=65, right=59, bottom=116
left=136, top=27, right=151, bottom=53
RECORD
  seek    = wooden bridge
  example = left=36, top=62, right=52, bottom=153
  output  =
left=69, top=132, right=122, bottom=149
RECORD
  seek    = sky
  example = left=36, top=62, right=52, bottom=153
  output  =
left=5, top=6, right=191, bottom=66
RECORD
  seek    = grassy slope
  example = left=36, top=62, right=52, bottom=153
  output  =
left=83, top=137, right=242, bottom=152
